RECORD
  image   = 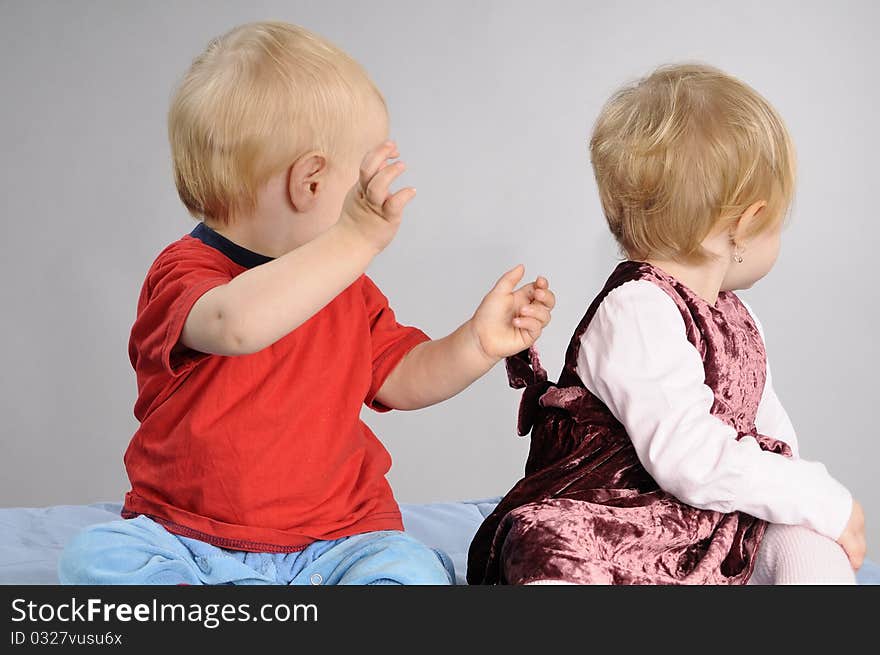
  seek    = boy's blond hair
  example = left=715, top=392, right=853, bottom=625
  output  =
left=589, top=64, right=796, bottom=263
left=169, top=21, right=384, bottom=222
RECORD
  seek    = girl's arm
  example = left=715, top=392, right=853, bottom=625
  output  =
left=575, top=280, right=852, bottom=541
left=741, top=301, right=799, bottom=458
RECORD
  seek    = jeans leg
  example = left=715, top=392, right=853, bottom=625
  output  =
left=58, top=516, right=207, bottom=585
left=58, top=516, right=275, bottom=585
left=289, top=530, right=454, bottom=586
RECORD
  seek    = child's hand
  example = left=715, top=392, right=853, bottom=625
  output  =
left=837, top=500, right=866, bottom=570
left=469, top=265, right=556, bottom=362
left=338, top=140, right=416, bottom=253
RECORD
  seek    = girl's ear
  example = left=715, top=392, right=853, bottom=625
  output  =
left=731, top=200, right=767, bottom=242
left=287, top=151, right=328, bottom=212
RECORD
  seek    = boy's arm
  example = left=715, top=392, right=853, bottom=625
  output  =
left=181, top=142, right=414, bottom=356
left=374, top=266, right=555, bottom=410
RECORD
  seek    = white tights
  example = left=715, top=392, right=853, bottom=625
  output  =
left=747, top=524, right=856, bottom=585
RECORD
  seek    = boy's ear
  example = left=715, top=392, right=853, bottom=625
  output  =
left=732, top=200, right=767, bottom=241
left=287, top=152, right=328, bottom=212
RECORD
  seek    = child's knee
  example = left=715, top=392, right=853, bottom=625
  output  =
left=397, top=540, right=455, bottom=585
left=337, top=532, right=454, bottom=585
left=365, top=533, right=453, bottom=585
left=58, top=517, right=200, bottom=585
left=757, top=523, right=854, bottom=584
left=378, top=537, right=453, bottom=585
left=764, top=524, right=842, bottom=558
left=58, top=522, right=124, bottom=584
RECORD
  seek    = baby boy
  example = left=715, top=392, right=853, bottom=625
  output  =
left=58, top=21, right=555, bottom=585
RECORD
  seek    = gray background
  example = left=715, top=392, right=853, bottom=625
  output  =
left=1, top=1, right=877, bottom=558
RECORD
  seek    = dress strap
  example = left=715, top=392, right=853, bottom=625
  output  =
left=505, top=347, right=547, bottom=388
left=505, top=348, right=552, bottom=437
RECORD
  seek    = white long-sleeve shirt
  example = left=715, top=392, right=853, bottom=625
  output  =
left=575, top=280, right=852, bottom=541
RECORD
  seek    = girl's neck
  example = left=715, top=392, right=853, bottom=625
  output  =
left=642, top=256, right=727, bottom=306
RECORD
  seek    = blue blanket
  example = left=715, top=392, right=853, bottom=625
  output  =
left=1, top=501, right=876, bottom=585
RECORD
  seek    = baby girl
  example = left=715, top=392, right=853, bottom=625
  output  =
left=468, top=63, right=866, bottom=585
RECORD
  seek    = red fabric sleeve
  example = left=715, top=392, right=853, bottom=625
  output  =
left=129, top=242, right=232, bottom=378
left=361, top=275, right=430, bottom=412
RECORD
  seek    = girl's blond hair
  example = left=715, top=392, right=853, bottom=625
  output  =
left=590, top=64, right=796, bottom=263
left=169, top=21, right=384, bottom=222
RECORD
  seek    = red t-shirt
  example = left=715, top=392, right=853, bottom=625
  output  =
left=122, top=223, right=429, bottom=552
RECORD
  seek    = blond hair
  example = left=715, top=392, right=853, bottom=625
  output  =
left=589, top=64, right=796, bottom=263
left=169, top=21, right=384, bottom=222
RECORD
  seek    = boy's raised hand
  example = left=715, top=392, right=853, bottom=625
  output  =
left=470, top=265, right=556, bottom=362
left=339, top=140, right=416, bottom=253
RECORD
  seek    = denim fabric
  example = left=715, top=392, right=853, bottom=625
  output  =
left=58, top=515, right=454, bottom=585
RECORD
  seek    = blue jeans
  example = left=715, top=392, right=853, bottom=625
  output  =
left=58, top=515, right=454, bottom=585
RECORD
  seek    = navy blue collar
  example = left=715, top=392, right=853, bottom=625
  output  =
left=190, top=223, right=274, bottom=269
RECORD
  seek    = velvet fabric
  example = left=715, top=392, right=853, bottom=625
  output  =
left=467, top=261, right=791, bottom=585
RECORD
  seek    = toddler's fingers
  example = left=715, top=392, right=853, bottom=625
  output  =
left=365, top=161, right=407, bottom=207
left=492, top=265, right=526, bottom=295
left=520, top=303, right=551, bottom=326
left=514, top=320, right=542, bottom=344
left=359, top=141, right=398, bottom=191
left=513, top=282, right=536, bottom=303
left=535, top=276, right=548, bottom=289
left=513, top=315, right=542, bottom=335
left=383, top=187, right=417, bottom=219
left=534, top=287, right=556, bottom=310
left=375, top=146, right=400, bottom=173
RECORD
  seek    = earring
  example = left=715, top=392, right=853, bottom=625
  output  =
left=733, top=244, right=744, bottom=264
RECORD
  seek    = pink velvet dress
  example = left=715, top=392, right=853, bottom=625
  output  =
left=467, top=261, right=792, bottom=585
